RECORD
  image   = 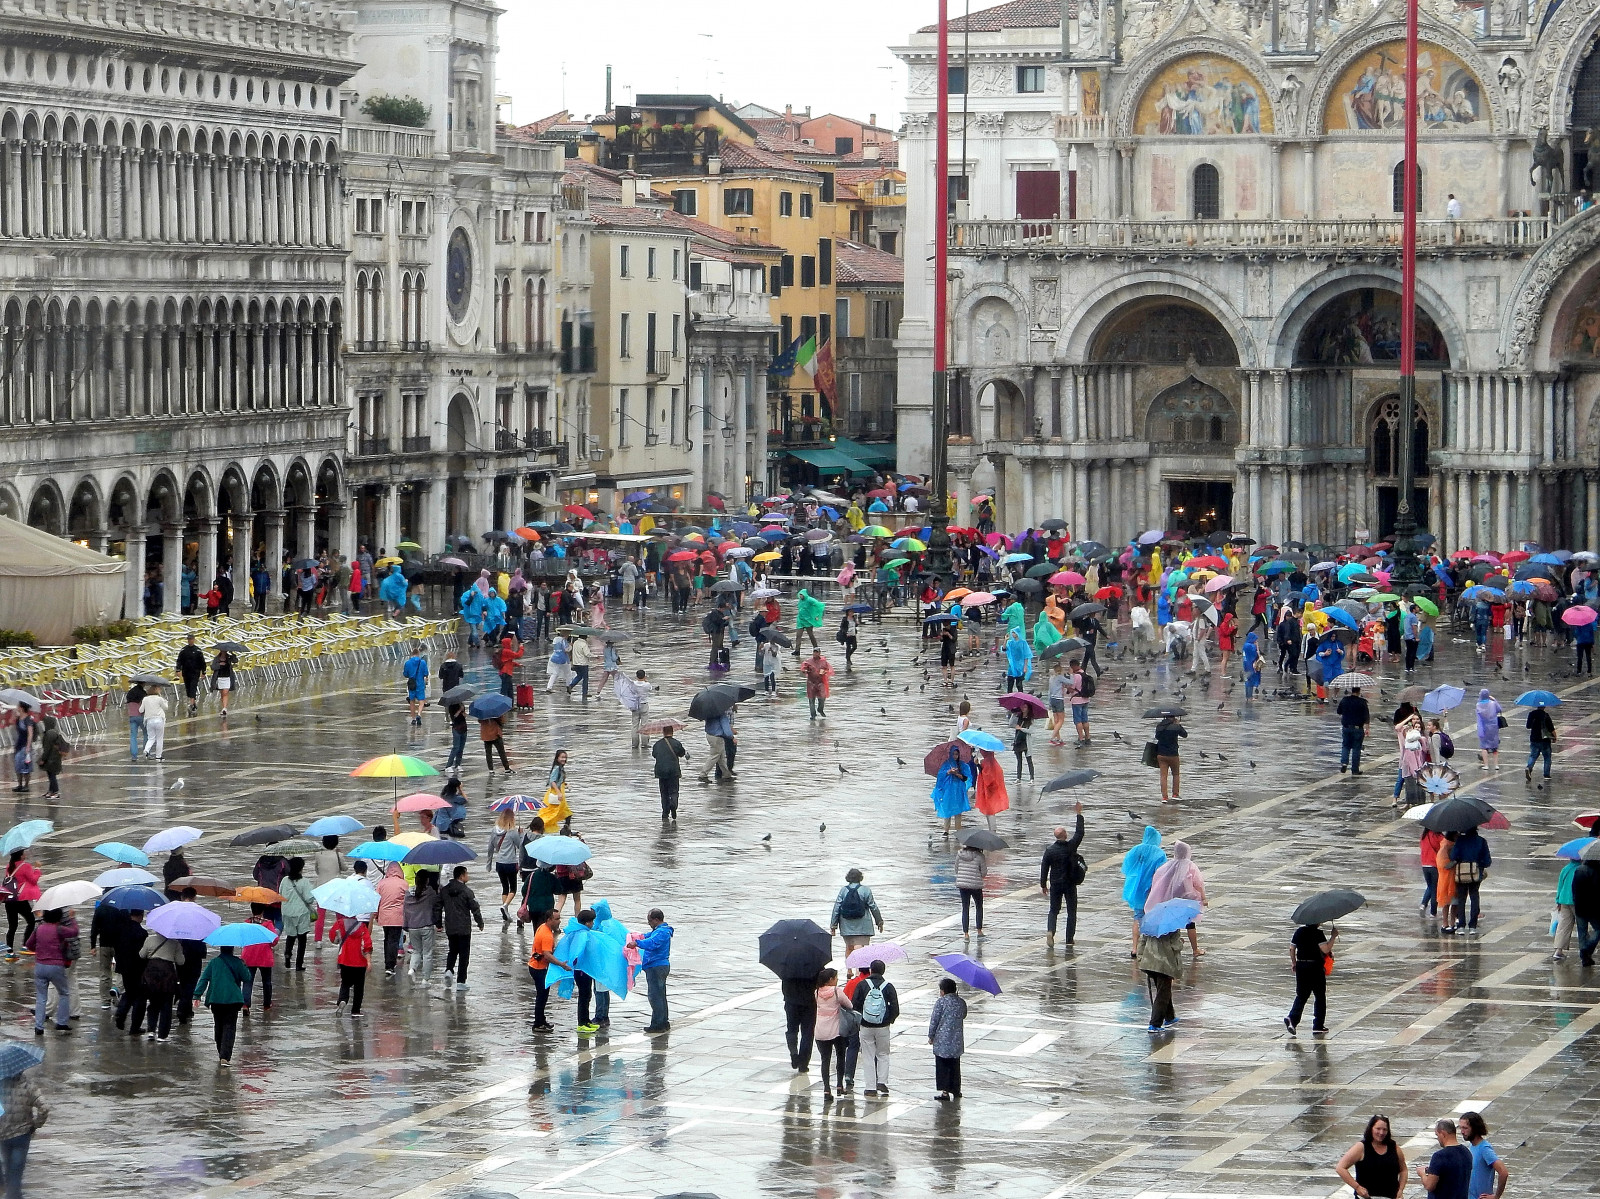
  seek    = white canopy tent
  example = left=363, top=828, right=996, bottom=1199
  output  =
left=0, top=517, right=127, bottom=644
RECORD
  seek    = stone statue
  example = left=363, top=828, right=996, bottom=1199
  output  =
left=1530, top=127, right=1566, bottom=196
left=1279, top=74, right=1303, bottom=134
left=1075, top=1, right=1102, bottom=57
left=1498, top=57, right=1524, bottom=132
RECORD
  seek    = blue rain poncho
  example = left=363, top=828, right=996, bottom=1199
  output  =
left=379, top=569, right=410, bottom=610
left=1121, top=826, right=1166, bottom=913
left=930, top=747, right=973, bottom=819
left=1004, top=627, right=1034, bottom=681
left=546, top=921, right=630, bottom=1000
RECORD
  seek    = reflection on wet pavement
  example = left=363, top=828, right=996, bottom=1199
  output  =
left=4, top=610, right=1598, bottom=1197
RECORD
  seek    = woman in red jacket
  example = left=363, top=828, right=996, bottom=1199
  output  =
left=3, top=849, right=41, bottom=961
left=496, top=633, right=524, bottom=699
left=336, top=917, right=373, bottom=1016
left=240, top=904, right=281, bottom=1014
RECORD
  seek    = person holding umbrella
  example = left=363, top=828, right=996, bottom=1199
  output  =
left=278, top=859, right=317, bottom=972
left=1151, top=710, right=1187, bottom=803
left=1039, top=805, right=1085, bottom=948
left=1136, top=910, right=1185, bottom=1032
left=930, top=744, right=973, bottom=836
left=0, top=1047, right=50, bottom=1194
left=176, top=634, right=206, bottom=716
left=1450, top=825, right=1492, bottom=934
left=193, top=941, right=250, bottom=1064
left=1284, top=917, right=1338, bottom=1034
left=1524, top=696, right=1558, bottom=781
left=928, top=976, right=968, bottom=1100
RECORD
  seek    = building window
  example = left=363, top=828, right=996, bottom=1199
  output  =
left=670, top=387, right=681, bottom=444
left=646, top=311, right=657, bottom=361
left=781, top=255, right=795, bottom=287
left=1392, top=161, right=1422, bottom=213
left=354, top=197, right=384, bottom=233
left=818, top=238, right=832, bottom=285
left=848, top=373, right=862, bottom=430
left=871, top=299, right=892, bottom=340
left=671, top=313, right=681, bottom=355
left=834, top=136, right=854, bottom=154
left=1017, top=65, right=1045, bottom=93
left=647, top=246, right=657, bottom=278
left=819, top=313, right=831, bottom=345
left=689, top=260, right=703, bottom=291
left=619, top=312, right=631, bottom=358
left=618, top=387, right=629, bottom=446
left=496, top=209, right=514, bottom=241
left=800, top=315, right=816, bottom=345
left=800, top=192, right=814, bottom=218
left=780, top=314, right=793, bottom=347
left=878, top=230, right=897, bottom=254
left=672, top=189, right=697, bottom=215
left=779, top=191, right=793, bottom=217
left=619, top=245, right=630, bottom=277
left=1192, top=163, right=1221, bottom=220
left=724, top=188, right=755, bottom=215
left=836, top=297, right=850, bottom=335
left=800, top=256, right=816, bottom=288
left=946, top=173, right=969, bottom=217
left=645, top=384, right=656, bottom=440
left=536, top=211, right=547, bottom=241
left=947, top=65, right=967, bottom=94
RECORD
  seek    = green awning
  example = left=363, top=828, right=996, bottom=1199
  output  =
left=786, top=447, right=871, bottom=474
left=831, top=437, right=897, bottom=467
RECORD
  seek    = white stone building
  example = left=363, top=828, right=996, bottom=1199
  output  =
left=0, top=0, right=357, bottom=615
left=895, top=0, right=1600, bottom=549
left=341, top=0, right=565, bottom=554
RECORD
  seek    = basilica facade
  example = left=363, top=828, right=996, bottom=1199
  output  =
left=895, top=0, right=1600, bottom=550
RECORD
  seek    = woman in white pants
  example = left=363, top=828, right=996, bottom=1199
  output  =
left=139, top=691, right=169, bottom=760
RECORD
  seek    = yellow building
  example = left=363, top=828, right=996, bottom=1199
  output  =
left=585, top=95, right=844, bottom=483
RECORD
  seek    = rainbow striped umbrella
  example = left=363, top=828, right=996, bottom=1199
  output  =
left=350, top=753, right=439, bottom=803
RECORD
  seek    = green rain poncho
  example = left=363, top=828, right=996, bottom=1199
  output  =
left=1033, top=610, right=1062, bottom=654
left=796, top=589, right=826, bottom=630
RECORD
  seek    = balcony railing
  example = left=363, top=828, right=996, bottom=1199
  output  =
left=950, top=216, right=1556, bottom=255
left=1056, top=113, right=1110, bottom=140
left=402, top=435, right=431, bottom=454
left=647, top=350, right=672, bottom=378
left=356, top=436, right=391, bottom=456
left=346, top=123, right=436, bottom=160
left=500, top=140, right=561, bottom=175
left=399, top=339, right=431, bottom=353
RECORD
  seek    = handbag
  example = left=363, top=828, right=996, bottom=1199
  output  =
left=1323, top=953, right=1334, bottom=977
left=1141, top=740, right=1160, bottom=768
left=1497, top=714, right=1508, bottom=729
left=836, top=990, right=863, bottom=1037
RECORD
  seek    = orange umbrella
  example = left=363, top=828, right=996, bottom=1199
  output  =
left=514, top=526, right=542, bottom=541
left=228, top=886, right=284, bottom=904
left=945, top=587, right=972, bottom=601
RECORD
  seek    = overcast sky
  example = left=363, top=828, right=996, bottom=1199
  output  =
left=498, top=0, right=936, bottom=128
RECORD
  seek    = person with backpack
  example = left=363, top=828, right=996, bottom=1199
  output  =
left=849, top=959, right=900, bottom=1098
left=829, top=868, right=884, bottom=954
left=1449, top=825, right=1492, bottom=934
left=702, top=603, right=728, bottom=671
left=1038, top=806, right=1086, bottom=948
left=836, top=612, right=859, bottom=670
left=1068, top=657, right=1095, bottom=746
left=401, top=645, right=428, bottom=727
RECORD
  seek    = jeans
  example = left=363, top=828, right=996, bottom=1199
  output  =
left=0, top=1132, right=32, bottom=1199
left=644, top=964, right=670, bottom=1029
left=1577, top=916, right=1600, bottom=964
left=1340, top=726, right=1365, bottom=771
left=338, top=964, right=367, bottom=1012
left=594, top=987, right=611, bottom=1024
left=382, top=925, right=403, bottom=971
left=211, top=1001, right=242, bottom=1060
left=1287, top=962, right=1326, bottom=1029
left=568, top=665, right=590, bottom=701
left=444, top=728, right=466, bottom=770
left=244, top=964, right=272, bottom=1009
left=444, top=933, right=472, bottom=983
left=857, top=1023, right=891, bottom=1090
left=32, top=964, right=68, bottom=1029
left=128, top=715, right=145, bottom=759
left=1527, top=741, right=1552, bottom=777
left=1046, top=885, right=1078, bottom=941
left=406, top=927, right=436, bottom=979
left=1421, top=866, right=1439, bottom=915
left=499, top=671, right=515, bottom=698
left=959, top=888, right=983, bottom=933
left=784, top=1001, right=815, bottom=1068
left=529, top=966, right=550, bottom=1023
left=1456, top=880, right=1482, bottom=928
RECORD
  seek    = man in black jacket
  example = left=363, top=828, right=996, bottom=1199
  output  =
left=438, top=651, right=464, bottom=695
left=441, top=866, right=484, bottom=990
left=1572, top=856, right=1600, bottom=966
left=1039, top=805, right=1086, bottom=947
left=111, top=910, right=149, bottom=1033
left=851, top=959, right=901, bottom=1098
left=781, top=975, right=816, bottom=1072
left=176, top=634, right=207, bottom=716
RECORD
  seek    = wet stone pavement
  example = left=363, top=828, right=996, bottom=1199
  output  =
left=4, top=605, right=1599, bottom=1199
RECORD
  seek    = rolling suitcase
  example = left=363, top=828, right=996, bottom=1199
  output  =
left=515, top=683, right=535, bottom=709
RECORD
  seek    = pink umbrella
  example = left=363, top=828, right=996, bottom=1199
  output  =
left=963, top=591, right=997, bottom=607
left=998, top=692, right=1048, bottom=717
left=983, top=532, right=1011, bottom=549
left=1202, top=574, right=1235, bottom=593
left=1373, top=570, right=1391, bottom=585
left=1562, top=605, right=1598, bottom=626
left=1050, top=570, right=1085, bottom=586
left=440, top=556, right=468, bottom=568
left=846, top=941, right=909, bottom=968
left=393, top=793, right=450, bottom=813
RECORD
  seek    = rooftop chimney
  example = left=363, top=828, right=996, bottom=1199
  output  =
left=620, top=174, right=637, bottom=206
left=869, top=113, right=877, bottom=126
left=863, top=144, right=880, bottom=161
left=785, top=104, right=792, bottom=119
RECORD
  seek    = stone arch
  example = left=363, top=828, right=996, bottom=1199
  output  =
left=145, top=469, right=182, bottom=526
left=217, top=464, right=250, bottom=516
left=1502, top=206, right=1600, bottom=369
left=106, top=474, right=141, bottom=529
left=446, top=391, right=479, bottom=452
left=1060, top=272, right=1258, bottom=365
left=66, top=475, right=104, bottom=538
left=1121, top=47, right=1276, bottom=138
left=1309, top=21, right=1498, bottom=135
left=0, top=483, right=20, bottom=523
left=968, top=374, right=1031, bottom=442
left=1530, top=1, right=1600, bottom=135
left=283, top=457, right=315, bottom=509
left=1272, top=267, right=1465, bottom=370
left=1090, top=296, right=1240, bottom=365
left=249, top=460, right=282, bottom=512
left=315, top=457, right=342, bottom=506
left=26, top=479, right=66, bottom=535
left=1146, top=376, right=1239, bottom=449
left=966, top=297, right=1021, bottom=369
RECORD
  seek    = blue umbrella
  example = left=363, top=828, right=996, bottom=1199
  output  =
left=528, top=835, right=592, bottom=867
left=93, top=842, right=151, bottom=867
left=817, top=506, right=840, bottom=521
left=624, top=490, right=652, bottom=502
left=468, top=694, right=514, bottom=719
left=1530, top=552, right=1565, bottom=566
left=146, top=902, right=221, bottom=941
left=402, top=840, right=478, bottom=866
left=93, top=867, right=158, bottom=888
left=1432, top=563, right=1453, bottom=583
left=1261, top=561, right=1294, bottom=576
left=957, top=729, right=1007, bottom=753
left=1001, top=552, right=1033, bottom=564
left=0, top=1042, right=44, bottom=1079
left=931, top=952, right=1001, bottom=995
left=1421, top=685, right=1466, bottom=713
left=1510, top=579, right=1538, bottom=596
left=205, top=923, right=278, bottom=948
left=1140, top=898, right=1202, bottom=937
left=312, top=877, right=380, bottom=918
left=0, top=820, right=52, bottom=857
left=1336, top=563, right=1372, bottom=584
left=101, top=885, right=168, bottom=910
left=1322, top=606, right=1359, bottom=631
left=1517, top=690, right=1562, bottom=708
left=346, top=840, right=409, bottom=863
left=1463, top=586, right=1506, bottom=601
left=301, top=815, right=364, bottom=839
left=1555, top=836, right=1600, bottom=861
left=844, top=604, right=875, bottom=614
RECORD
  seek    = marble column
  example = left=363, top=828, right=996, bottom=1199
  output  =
left=1494, top=471, right=1511, bottom=551
left=295, top=505, right=316, bottom=559
left=1020, top=458, right=1035, bottom=529
left=953, top=466, right=973, bottom=519
left=1073, top=460, right=1089, bottom=538
left=196, top=516, right=220, bottom=590
left=123, top=526, right=146, bottom=618
left=1288, top=469, right=1303, bottom=542
left=1588, top=473, right=1600, bottom=549
left=1051, top=464, right=1065, bottom=521
left=162, top=523, right=185, bottom=611
left=261, top=509, right=285, bottom=612
left=420, top=482, right=447, bottom=556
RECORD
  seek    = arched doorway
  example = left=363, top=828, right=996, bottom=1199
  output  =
left=1146, top=376, right=1239, bottom=534
left=1368, top=395, right=1430, bottom=538
left=982, top=378, right=1030, bottom=442
left=27, top=482, right=65, bottom=536
left=446, top=392, right=477, bottom=538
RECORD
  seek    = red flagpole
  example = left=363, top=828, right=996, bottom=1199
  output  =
left=1393, top=0, right=1421, bottom=580
left=928, top=0, right=953, bottom=576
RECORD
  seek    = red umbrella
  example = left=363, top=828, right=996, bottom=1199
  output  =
left=706, top=494, right=726, bottom=511
left=1500, top=550, right=1530, bottom=563
left=1186, top=555, right=1228, bottom=570
left=1483, top=810, right=1511, bottom=832
left=1094, top=586, right=1124, bottom=599
left=997, top=693, right=1048, bottom=717
left=923, top=738, right=975, bottom=777
left=564, top=504, right=593, bottom=519
left=667, top=550, right=697, bottom=562
left=866, top=488, right=894, bottom=499
left=1573, top=811, right=1600, bottom=831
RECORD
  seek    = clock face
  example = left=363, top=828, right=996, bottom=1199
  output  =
left=446, top=228, right=472, bottom=322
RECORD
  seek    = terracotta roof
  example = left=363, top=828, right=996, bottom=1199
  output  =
left=838, top=141, right=899, bottom=166
left=834, top=165, right=902, bottom=186
left=919, top=0, right=1062, bottom=32
left=718, top=138, right=825, bottom=177
left=835, top=239, right=903, bottom=287
left=583, top=195, right=781, bottom=258
left=517, top=111, right=576, bottom=136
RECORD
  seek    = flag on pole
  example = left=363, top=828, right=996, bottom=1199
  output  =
left=795, top=334, right=817, bottom=371
left=813, top=337, right=835, bottom=404
left=767, top=335, right=804, bottom=377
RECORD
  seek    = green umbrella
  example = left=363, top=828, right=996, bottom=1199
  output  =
left=1412, top=597, right=1439, bottom=616
left=884, top=557, right=910, bottom=569
left=1370, top=593, right=1402, bottom=603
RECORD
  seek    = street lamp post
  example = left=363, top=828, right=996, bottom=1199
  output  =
left=1391, top=0, right=1422, bottom=586
left=926, top=0, right=954, bottom=579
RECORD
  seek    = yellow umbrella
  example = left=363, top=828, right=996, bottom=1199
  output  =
left=753, top=551, right=782, bottom=562
left=374, top=556, right=403, bottom=568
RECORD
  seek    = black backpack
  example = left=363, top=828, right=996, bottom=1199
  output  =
left=838, top=883, right=867, bottom=921
left=1070, top=852, right=1088, bottom=886
left=1077, top=673, right=1097, bottom=698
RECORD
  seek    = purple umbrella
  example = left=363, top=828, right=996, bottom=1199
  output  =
left=932, top=952, right=1001, bottom=995
left=145, top=901, right=222, bottom=941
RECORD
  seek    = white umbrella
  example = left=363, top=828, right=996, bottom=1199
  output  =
left=36, top=880, right=103, bottom=909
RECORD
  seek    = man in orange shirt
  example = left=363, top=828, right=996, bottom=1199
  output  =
left=527, top=910, right=567, bottom=1031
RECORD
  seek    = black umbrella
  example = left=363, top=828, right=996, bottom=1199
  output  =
left=1072, top=541, right=1108, bottom=558
left=758, top=918, right=832, bottom=980
left=1142, top=705, right=1187, bottom=719
left=1069, top=602, right=1105, bottom=618
left=1420, top=795, right=1497, bottom=834
left=554, top=625, right=607, bottom=637
left=1011, top=578, right=1043, bottom=597
left=1039, top=518, right=1068, bottom=531
left=758, top=628, right=793, bottom=648
left=1228, top=533, right=1258, bottom=546
left=956, top=828, right=1008, bottom=851
left=1290, top=888, right=1366, bottom=927
left=1024, top=562, right=1057, bottom=579
left=711, top=579, right=743, bottom=593
left=440, top=685, right=476, bottom=705
left=1040, top=637, right=1088, bottom=660
left=215, top=642, right=248, bottom=655
left=231, top=824, right=299, bottom=847
left=1041, top=768, right=1100, bottom=793
left=743, top=536, right=769, bottom=550
left=687, top=683, right=756, bottom=720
